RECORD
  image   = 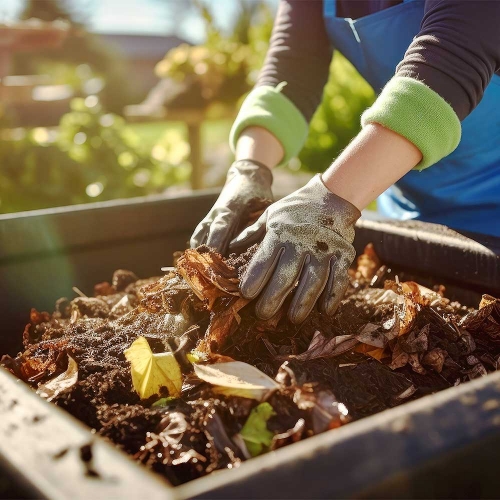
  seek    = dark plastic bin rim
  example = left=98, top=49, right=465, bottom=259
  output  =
left=2, top=364, right=500, bottom=499
left=0, top=188, right=221, bottom=221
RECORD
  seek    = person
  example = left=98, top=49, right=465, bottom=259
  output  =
left=190, top=0, right=500, bottom=325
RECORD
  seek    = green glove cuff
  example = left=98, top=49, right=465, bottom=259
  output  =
left=361, top=76, right=462, bottom=170
left=229, top=84, right=309, bottom=166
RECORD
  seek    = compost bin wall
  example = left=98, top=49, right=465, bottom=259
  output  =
left=1, top=191, right=500, bottom=498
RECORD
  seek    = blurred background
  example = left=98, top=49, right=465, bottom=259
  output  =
left=0, top=0, right=374, bottom=214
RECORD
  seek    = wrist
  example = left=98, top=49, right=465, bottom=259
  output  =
left=235, top=126, right=283, bottom=169
left=321, top=124, right=421, bottom=211
left=230, top=159, right=273, bottom=187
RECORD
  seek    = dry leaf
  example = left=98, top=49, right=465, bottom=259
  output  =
left=124, top=336, right=182, bottom=399
left=177, top=249, right=240, bottom=309
left=193, top=361, right=279, bottom=401
left=460, top=294, right=500, bottom=338
left=355, top=323, right=386, bottom=348
left=422, top=348, right=447, bottom=373
left=36, top=355, right=78, bottom=401
left=354, top=344, right=386, bottom=361
left=355, top=243, right=381, bottom=280
left=293, top=331, right=358, bottom=361
left=197, top=296, right=250, bottom=353
left=176, top=249, right=250, bottom=353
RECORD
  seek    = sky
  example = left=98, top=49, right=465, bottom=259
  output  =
left=0, top=0, right=278, bottom=44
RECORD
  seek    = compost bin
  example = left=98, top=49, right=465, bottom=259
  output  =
left=1, top=191, right=500, bottom=499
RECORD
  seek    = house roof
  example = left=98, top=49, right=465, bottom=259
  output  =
left=95, top=33, right=190, bottom=61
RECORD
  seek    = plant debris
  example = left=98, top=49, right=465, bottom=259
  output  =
left=2, top=240, right=500, bottom=487
left=193, top=361, right=279, bottom=401
left=239, top=402, right=276, bottom=457
left=124, top=336, right=182, bottom=399
left=36, top=354, right=78, bottom=402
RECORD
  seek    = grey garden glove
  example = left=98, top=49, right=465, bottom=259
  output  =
left=229, top=174, right=361, bottom=324
left=190, top=159, right=273, bottom=255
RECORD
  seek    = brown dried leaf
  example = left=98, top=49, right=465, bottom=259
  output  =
left=355, top=243, right=382, bottom=280
left=408, top=353, right=427, bottom=375
left=399, top=324, right=430, bottom=354
left=389, top=341, right=409, bottom=370
left=355, top=323, right=386, bottom=348
left=422, top=348, right=447, bottom=373
left=466, top=363, right=488, bottom=380
left=198, top=296, right=250, bottom=353
left=460, top=294, right=500, bottom=338
left=177, top=249, right=240, bottom=309
left=384, top=281, right=428, bottom=337
left=293, top=331, right=358, bottom=361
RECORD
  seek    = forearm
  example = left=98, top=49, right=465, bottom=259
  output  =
left=235, top=126, right=284, bottom=170
left=230, top=0, right=332, bottom=166
left=322, top=123, right=422, bottom=211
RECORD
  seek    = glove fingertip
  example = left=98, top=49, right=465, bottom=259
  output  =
left=288, top=304, right=310, bottom=325
left=239, top=274, right=259, bottom=300
left=323, top=297, right=342, bottom=317
left=254, top=297, right=278, bottom=321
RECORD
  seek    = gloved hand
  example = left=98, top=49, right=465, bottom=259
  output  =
left=229, top=174, right=361, bottom=324
left=190, top=159, right=273, bottom=255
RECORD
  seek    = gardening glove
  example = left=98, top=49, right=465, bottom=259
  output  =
left=190, top=159, right=274, bottom=255
left=229, top=174, right=360, bottom=324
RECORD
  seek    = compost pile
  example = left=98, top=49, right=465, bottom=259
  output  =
left=2, top=243, right=500, bottom=486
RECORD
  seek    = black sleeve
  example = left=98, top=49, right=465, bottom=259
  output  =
left=396, top=0, right=500, bottom=120
left=257, top=0, right=333, bottom=123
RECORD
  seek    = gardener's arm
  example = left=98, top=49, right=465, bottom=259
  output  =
left=190, top=0, right=332, bottom=253
left=232, top=0, right=500, bottom=323
left=230, top=123, right=421, bottom=323
left=326, top=0, right=500, bottom=206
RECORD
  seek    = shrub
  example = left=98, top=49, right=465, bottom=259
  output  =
left=0, top=97, right=189, bottom=214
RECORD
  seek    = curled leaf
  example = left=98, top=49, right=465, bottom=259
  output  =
left=176, top=249, right=240, bottom=308
left=422, top=348, right=447, bottom=373
left=294, top=331, right=358, bottom=361
left=124, top=336, right=182, bottom=399
left=176, top=249, right=250, bottom=353
left=460, top=294, right=500, bottom=338
left=36, top=355, right=78, bottom=401
left=198, top=296, right=250, bottom=353
left=239, top=403, right=276, bottom=457
left=193, top=361, right=279, bottom=401
left=389, top=341, right=409, bottom=370
left=355, top=243, right=382, bottom=280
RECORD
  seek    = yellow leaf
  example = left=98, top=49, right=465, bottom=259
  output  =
left=124, top=337, right=182, bottom=399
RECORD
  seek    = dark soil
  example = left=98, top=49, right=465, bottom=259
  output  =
left=2, top=246, right=500, bottom=487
